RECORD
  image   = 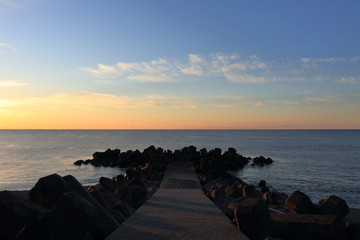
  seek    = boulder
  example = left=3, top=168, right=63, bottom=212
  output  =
left=125, top=185, right=147, bottom=209
left=233, top=197, right=273, bottom=240
left=35, top=192, right=96, bottom=240
left=112, top=200, right=135, bottom=219
left=318, top=195, right=349, bottom=218
left=29, top=174, right=119, bottom=239
left=253, top=156, right=273, bottom=165
left=73, top=160, right=84, bottom=166
left=88, top=185, right=119, bottom=208
left=286, top=191, right=317, bottom=214
left=61, top=175, right=120, bottom=238
left=29, top=173, right=68, bottom=209
left=259, top=179, right=267, bottom=188
left=242, top=184, right=256, bottom=197
left=0, top=191, right=49, bottom=240
left=99, top=176, right=119, bottom=193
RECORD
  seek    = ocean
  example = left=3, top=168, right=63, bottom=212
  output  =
left=0, top=130, right=359, bottom=208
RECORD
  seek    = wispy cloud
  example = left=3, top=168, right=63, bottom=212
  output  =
left=81, top=53, right=360, bottom=85
left=0, top=92, right=201, bottom=113
left=301, top=57, right=349, bottom=64
left=305, top=96, right=337, bottom=102
left=0, top=42, right=16, bottom=52
left=300, top=56, right=360, bottom=68
left=0, top=80, right=29, bottom=87
left=336, top=77, right=359, bottom=84
left=81, top=53, right=271, bottom=83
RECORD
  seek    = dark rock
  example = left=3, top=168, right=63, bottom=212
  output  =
left=99, top=176, right=119, bottom=193
left=261, top=187, right=270, bottom=193
left=224, top=185, right=237, bottom=198
left=92, top=148, right=121, bottom=167
left=271, top=213, right=347, bottom=240
left=73, top=160, right=84, bottom=166
left=253, top=156, right=273, bottom=165
left=209, top=188, right=226, bottom=202
left=35, top=192, right=96, bottom=240
left=61, top=175, right=120, bottom=238
left=259, top=179, right=267, bottom=188
left=242, top=184, right=256, bottom=197
left=199, top=148, right=207, bottom=156
left=264, top=157, right=274, bottom=164
left=227, top=147, right=237, bottom=154
left=286, top=191, right=317, bottom=214
left=0, top=191, right=49, bottom=240
left=233, top=197, right=273, bottom=240
left=107, top=208, right=126, bottom=225
left=125, top=185, right=147, bottom=209
left=112, top=200, right=135, bottom=219
left=202, top=177, right=229, bottom=193
left=84, top=159, right=92, bottom=164
left=318, top=195, right=349, bottom=218
left=29, top=174, right=119, bottom=239
left=347, top=222, right=360, bottom=240
left=29, top=173, right=68, bottom=209
left=88, top=185, right=119, bottom=209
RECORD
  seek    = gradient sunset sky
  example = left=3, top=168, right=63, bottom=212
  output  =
left=1, top=0, right=360, bottom=129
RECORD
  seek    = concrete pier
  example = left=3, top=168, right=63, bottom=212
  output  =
left=106, top=161, right=249, bottom=240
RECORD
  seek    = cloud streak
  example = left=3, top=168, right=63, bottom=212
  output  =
left=81, top=53, right=271, bottom=83
left=81, top=53, right=360, bottom=85
left=0, top=42, right=16, bottom=52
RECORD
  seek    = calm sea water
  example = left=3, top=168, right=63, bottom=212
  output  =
left=0, top=130, right=359, bottom=208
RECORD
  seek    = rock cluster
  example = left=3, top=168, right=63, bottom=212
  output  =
left=0, top=146, right=168, bottom=240
left=74, top=145, right=203, bottom=168
left=194, top=150, right=354, bottom=240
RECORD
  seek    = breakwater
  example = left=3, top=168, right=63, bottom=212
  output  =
left=0, top=146, right=358, bottom=240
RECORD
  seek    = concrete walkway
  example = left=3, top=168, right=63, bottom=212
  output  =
left=106, top=161, right=249, bottom=240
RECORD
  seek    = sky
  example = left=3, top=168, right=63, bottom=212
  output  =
left=1, top=0, right=360, bottom=129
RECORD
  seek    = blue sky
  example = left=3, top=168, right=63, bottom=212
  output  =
left=1, top=0, right=360, bottom=129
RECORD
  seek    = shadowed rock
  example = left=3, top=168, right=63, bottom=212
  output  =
left=0, top=191, right=49, bottom=240
left=286, top=191, right=317, bottom=214
left=319, top=195, right=349, bottom=218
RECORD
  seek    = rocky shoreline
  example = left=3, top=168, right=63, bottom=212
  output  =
left=0, top=146, right=359, bottom=240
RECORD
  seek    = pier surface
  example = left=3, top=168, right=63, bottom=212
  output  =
left=106, top=161, right=249, bottom=240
